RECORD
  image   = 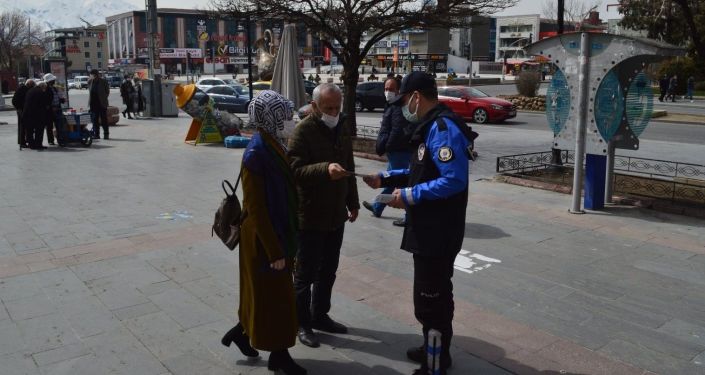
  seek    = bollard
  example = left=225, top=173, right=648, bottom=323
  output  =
left=427, top=329, right=442, bottom=375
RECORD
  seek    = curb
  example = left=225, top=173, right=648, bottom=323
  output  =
left=496, top=174, right=705, bottom=219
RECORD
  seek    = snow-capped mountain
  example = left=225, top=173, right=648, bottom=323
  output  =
left=1, top=0, right=138, bottom=30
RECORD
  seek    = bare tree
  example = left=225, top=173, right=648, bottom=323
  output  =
left=542, top=0, right=601, bottom=24
left=211, top=0, right=517, bottom=135
left=0, top=10, right=44, bottom=74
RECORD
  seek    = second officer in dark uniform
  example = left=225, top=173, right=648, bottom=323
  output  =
left=364, top=71, right=476, bottom=375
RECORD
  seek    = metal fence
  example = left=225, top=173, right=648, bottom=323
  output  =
left=496, top=150, right=705, bottom=205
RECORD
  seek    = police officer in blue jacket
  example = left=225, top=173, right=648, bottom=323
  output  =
left=364, top=72, right=476, bottom=375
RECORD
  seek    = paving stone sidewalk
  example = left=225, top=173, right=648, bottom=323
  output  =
left=0, top=114, right=703, bottom=374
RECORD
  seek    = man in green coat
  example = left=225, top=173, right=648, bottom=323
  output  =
left=288, top=83, right=360, bottom=348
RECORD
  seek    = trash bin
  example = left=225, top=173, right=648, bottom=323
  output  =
left=142, top=79, right=155, bottom=117
left=160, top=81, right=180, bottom=117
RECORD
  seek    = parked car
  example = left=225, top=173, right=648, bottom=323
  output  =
left=67, top=79, right=80, bottom=90
left=107, top=76, right=122, bottom=88
left=251, top=81, right=271, bottom=93
left=221, top=79, right=250, bottom=96
left=304, top=80, right=317, bottom=96
left=195, top=78, right=227, bottom=91
left=73, top=76, right=90, bottom=89
left=355, top=81, right=386, bottom=112
left=437, top=86, right=516, bottom=124
left=195, top=85, right=250, bottom=113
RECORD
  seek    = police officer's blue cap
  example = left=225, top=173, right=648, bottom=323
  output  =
left=389, top=72, right=436, bottom=106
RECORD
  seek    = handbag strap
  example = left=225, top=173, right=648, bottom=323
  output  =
left=222, top=163, right=244, bottom=196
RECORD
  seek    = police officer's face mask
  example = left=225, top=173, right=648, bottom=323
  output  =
left=402, top=92, right=420, bottom=123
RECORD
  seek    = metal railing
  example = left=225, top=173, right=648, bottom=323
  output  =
left=496, top=151, right=705, bottom=205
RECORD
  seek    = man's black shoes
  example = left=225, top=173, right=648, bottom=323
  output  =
left=393, top=219, right=406, bottom=227
left=297, top=328, right=320, bottom=348
left=311, top=315, right=348, bottom=334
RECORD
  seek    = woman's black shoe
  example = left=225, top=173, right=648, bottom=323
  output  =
left=268, top=349, right=307, bottom=375
left=122, top=111, right=126, bottom=118
left=221, top=323, right=259, bottom=357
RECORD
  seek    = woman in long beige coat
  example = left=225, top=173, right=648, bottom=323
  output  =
left=220, top=90, right=305, bottom=375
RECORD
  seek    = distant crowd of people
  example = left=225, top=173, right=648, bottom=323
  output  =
left=659, top=74, right=696, bottom=103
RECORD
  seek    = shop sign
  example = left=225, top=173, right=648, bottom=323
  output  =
left=206, top=56, right=254, bottom=64
left=159, top=48, right=202, bottom=58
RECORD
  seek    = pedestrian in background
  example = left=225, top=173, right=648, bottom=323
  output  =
left=364, top=72, right=476, bottom=375
left=221, top=90, right=306, bottom=375
left=658, top=74, right=669, bottom=102
left=287, top=83, right=359, bottom=348
left=12, top=79, right=35, bottom=149
left=44, top=74, right=65, bottom=146
left=133, top=77, right=145, bottom=118
left=88, top=69, right=110, bottom=139
left=686, top=75, right=695, bottom=103
left=23, top=81, right=51, bottom=150
left=667, top=74, right=678, bottom=102
left=120, top=75, right=135, bottom=119
left=363, top=76, right=414, bottom=226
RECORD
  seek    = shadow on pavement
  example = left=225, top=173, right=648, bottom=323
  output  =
left=320, top=327, right=588, bottom=375
left=44, top=147, right=87, bottom=152
left=464, top=223, right=511, bottom=239
left=101, top=137, right=145, bottom=142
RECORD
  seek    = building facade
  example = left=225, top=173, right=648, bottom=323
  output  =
left=46, top=26, right=109, bottom=76
left=106, top=9, right=326, bottom=76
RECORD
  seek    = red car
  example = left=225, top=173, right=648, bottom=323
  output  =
left=437, top=86, right=516, bottom=124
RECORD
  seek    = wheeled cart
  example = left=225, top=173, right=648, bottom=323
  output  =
left=60, top=111, right=93, bottom=147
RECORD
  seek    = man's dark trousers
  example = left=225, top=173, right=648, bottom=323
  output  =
left=294, top=225, right=345, bottom=328
left=31, top=121, right=46, bottom=148
left=16, top=110, right=28, bottom=146
left=413, top=249, right=460, bottom=369
left=91, top=108, right=109, bottom=138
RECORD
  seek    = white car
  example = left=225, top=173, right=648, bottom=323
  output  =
left=195, top=78, right=226, bottom=91
left=73, top=76, right=90, bottom=89
left=68, top=79, right=80, bottom=90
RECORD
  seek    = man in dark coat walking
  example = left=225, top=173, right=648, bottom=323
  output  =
left=658, top=74, right=669, bottom=102
left=12, top=79, right=35, bottom=149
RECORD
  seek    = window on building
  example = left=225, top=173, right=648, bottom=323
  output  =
left=84, top=41, right=90, bottom=48
left=97, top=41, right=102, bottom=48
left=98, top=62, right=102, bottom=68
left=163, top=15, right=177, bottom=48
left=85, top=52, right=90, bottom=58
left=97, top=52, right=102, bottom=58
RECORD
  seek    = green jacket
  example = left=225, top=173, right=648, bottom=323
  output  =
left=288, top=114, right=360, bottom=231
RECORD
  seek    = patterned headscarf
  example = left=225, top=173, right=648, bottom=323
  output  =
left=248, top=90, right=293, bottom=141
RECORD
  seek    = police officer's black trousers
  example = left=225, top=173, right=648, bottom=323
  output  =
left=413, top=250, right=459, bottom=368
left=294, top=225, right=344, bottom=329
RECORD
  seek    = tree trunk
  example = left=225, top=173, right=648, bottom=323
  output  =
left=673, top=0, right=705, bottom=60
left=342, top=63, right=360, bottom=137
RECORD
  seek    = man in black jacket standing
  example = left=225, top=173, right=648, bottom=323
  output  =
left=88, top=69, right=110, bottom=139
left=362, top=76, right=413, bottom=226
left=24, top=81, right=51, bottom=150
left=12, top=79, right=35, bottom=149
